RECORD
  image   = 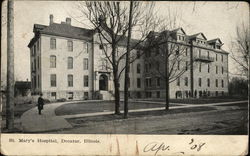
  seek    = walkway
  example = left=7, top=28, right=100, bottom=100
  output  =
left=21, top=100, right=248, bottom=132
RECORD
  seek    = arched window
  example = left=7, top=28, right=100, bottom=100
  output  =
left=50, top=55, right=56, bottom=68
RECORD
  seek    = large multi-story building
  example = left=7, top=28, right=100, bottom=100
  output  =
left=28, top=15, right=229, bottom=100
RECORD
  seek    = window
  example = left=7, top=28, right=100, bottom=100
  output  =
left=207, top=78, right=210, bottom=87
left=176, top=49, right=179, bottom=55
left=84, top=75, right=88, bottom=87
left=177, top=61, right=180, bottom=70
left=186, top=61, right=188, bottom=71
left=185, top=48, right=188, bottom=56
left=156, top=91, right=160, bottom=98
left=216, top=66, right=218, bottom=74
left=128, top=77, right=130, bottom=88
left=185, top=77, right=188, bottom=86
left=84, top=92, right=88, bottom=99
left=37, top=56, right=40, bottom=69
left=215, top=79, right=218, bottom=87
left=38, top=75, right=40, bottom=88
left=207, top=51, right=210, bottom=58
left=222, top=67, right=224, bottom=74
left=221, top=55, right=223, bottom=62
left=50, top=55, right=56, bottom=68
left=199, top=63, right=202, bottom=72
left=146, top=78, right=151, bottom=87
left=199, top=78, right=202, bottom=87
left=83, top=42, right=88, bottom=53
left=83, top=58, right=88, bottom=70
left=145, top=64, right=148, bottom=73
left=50, top=38, right=56, bottom=49
left=156, top=61, right=160, bottom=71
left=101, top=59, right=108, bottom=70
left=50, top=74, right=56, bottom=87
left=67, top=40, right=73, bottom=51
left=99, top=44, right=103, bottom=49
left=215, top=54, right=218, bottom=61
left=137, top=78, right=141, bottom=88
left=177, top=77, right=180, bottom=86
left=37, top=40, right=40, bottom=51
left=136, top=50, right=140, bottom=58
left=149, top=63, right=152, bottom=70
left=221, top=80, right=224, bottom=88
left=68, top=57, right=73, bottom=69
left=34, top=59, right=36, bottom=69
left=155, top=47, right=160, bottom=55
left=137, top=64, right=141, bottom=74
left=34, top=45, right=36, bottom=55
left=198, top=49, right=201, bottom=57
left=208, top=64, right=210, bottom=73
left=156, top=77, right=160, bottom=86
left=51, top=92, right=56, bottom=98
left=68, top=75, right=73, bottom=87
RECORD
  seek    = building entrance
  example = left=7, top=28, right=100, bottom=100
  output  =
left=99, top=74, right=108, bottom=91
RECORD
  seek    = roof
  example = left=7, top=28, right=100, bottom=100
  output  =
left=207, top=38, right=223, bottom=44
left=188, top=32, right=207, bottom=40
left=40, top=23, right=94, bottom=40
left=28, top=23, right=94, bottom=48
left=171, top=27, right=186, bottom=35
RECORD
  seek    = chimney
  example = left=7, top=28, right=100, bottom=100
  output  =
left=66, top=18, right=71, bottom=25
left=49, top=14, right=54, bottom=25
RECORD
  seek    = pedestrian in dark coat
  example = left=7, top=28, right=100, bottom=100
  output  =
left=38, top=93, right=44, bottom=115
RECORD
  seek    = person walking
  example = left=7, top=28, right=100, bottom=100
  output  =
left=38, top=93, right=44, bottom=115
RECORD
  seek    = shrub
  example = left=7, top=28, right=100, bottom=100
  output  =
left=57, top=98, right=67, bottom=102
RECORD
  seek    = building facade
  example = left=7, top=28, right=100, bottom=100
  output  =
left=28, top=15, right=229, bottom=100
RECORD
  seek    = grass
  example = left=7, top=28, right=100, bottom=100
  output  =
left=55, top=101, right=182, bottom=116
left=1, top=96, right=37, bottom=119
left=66, top=106, right=217, bottom=127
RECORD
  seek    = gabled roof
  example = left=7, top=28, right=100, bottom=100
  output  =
left=207, top=38, right=223, bottom=45
left=188, top=32, right=207, bottom=40
left=171, top=27, right=186, bottom=35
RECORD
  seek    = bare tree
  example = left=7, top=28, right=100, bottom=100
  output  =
left=230, top=23, right=249, bottom=77
left=76, top=1, right=159, bottom=115
left=144, top=30, right=191, bottom=110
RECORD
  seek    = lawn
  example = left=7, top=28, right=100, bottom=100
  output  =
left=55, top=101, right=180, bottom=116
left=1, top=96, right=38, bottom=119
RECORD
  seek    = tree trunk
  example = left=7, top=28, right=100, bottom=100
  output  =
left=165, top=43, right=169, bottom=110
left=124, top=0, right=133, bottom=119
left=114, top=76, right=120, bottom=115
left=6, top=0, right=15, bottom=131
left=112, top=45, right=120, bottom=115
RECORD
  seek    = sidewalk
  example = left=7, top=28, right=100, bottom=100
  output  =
left=21, top=100, right=248, bottom=132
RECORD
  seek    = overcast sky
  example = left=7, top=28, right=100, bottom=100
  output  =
left=1, top=1, right=249, bottom=85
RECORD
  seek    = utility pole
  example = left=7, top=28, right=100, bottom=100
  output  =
left=124, top=0, right=133, bottom=119
left=6, top=0, right=15, bottom=131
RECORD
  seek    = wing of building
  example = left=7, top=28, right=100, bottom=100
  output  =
left=27, top=15, right=229, bottom=101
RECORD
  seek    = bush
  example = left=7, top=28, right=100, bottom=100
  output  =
left=43, top=98, right=50, bottom=104
left=57, top=98, right=67, bottom=102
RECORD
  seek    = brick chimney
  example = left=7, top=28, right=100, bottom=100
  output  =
left=49, top=14, right=54, bottom=25
left=66, top=18, right=71, bottom=25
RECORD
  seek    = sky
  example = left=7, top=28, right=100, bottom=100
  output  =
left=1, top=1, right=249, bottom=86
